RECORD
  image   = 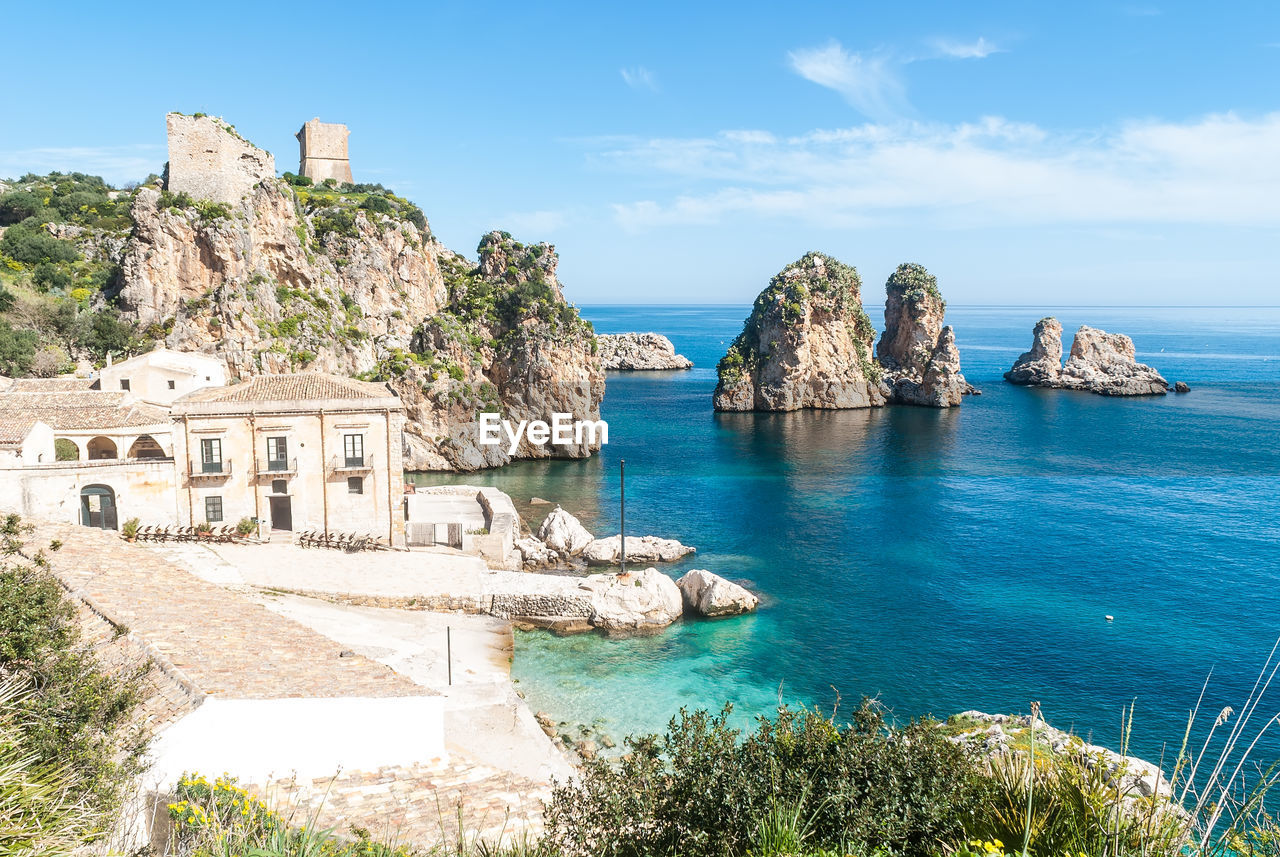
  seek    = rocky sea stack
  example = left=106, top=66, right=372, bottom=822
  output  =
left=1005, top=318, right=1169, bottom=396
left=877, top=263, right=975, bottom=407
left=597, top=332, right=692, bottom=370
left=713, top=253, right=971, bottom=412
left=114, top=114, right=603, bottom=470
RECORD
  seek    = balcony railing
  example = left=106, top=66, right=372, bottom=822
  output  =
left=330, top=454, right=374, bottom=473
left=190, top=459, right=232, bottom=478
left=255, top=457, right=298, bottom=476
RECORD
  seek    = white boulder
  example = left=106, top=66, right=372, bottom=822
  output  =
left=677, top=570, right=759, bottom=617
left=537, top=506, right=594, bottom=555
left=581, top=535, right=695, bottom=566
left=579, top=567, right=683, bottom=634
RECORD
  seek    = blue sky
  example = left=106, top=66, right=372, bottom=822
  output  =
left=3, top=0, right=1278, bottom=305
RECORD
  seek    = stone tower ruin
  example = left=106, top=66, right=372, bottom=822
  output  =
left=296, top=118, right=353, bottom=184
left=165, top=113, right=275, bottom=206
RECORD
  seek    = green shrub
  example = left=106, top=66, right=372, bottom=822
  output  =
left=360, top=195, right=394, bottom=215
left=543, top=700, right=991, bottom=857
left=121, top=518, right=140, bottom=539
left=32, top=261, right=72, bottom=292
left=0, top=515, right=148, bottom=837
left=0, top=191, right=43, bottom=225
left=54, top=439, right=78, bottom=461
left=235, top=517, right=256, bottom=537
left=0, top=222, right=80, bottom=265
left=0, top=320, right=38, bottom=375
left=0, top=285, right=14, bottom=313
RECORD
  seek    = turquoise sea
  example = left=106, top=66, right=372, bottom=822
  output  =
left=427, top=305, right=1280, bottom=765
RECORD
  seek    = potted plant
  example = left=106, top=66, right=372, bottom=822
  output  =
left=235, top=517, right=256, bottom=539
left=122, top=517, right=140, bottom=542
left=196, top=521, right=214, bottom=539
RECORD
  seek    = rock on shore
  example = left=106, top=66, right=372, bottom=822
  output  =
left=580, top=567, right=683, bottom=634
left=597, top=333, right=693, bottom=370
left=581, top=535, right=695, bottom=566
left=536, top=506, right=594, bottom=556
left=1005, top=318, right=1168, bottom=396
left=946, top=711, right=1178, bottom=808
left=677, top=569, right=758, bottom=617
left=713, top=254, right=973, bottom=412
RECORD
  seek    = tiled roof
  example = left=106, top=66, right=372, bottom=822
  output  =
left=0, top=391, right=169, bottom=431
left=178, top=373, right=396, bottom=404
left=7, top=377, right=98, bottom=392
left=0, top=414, right=41, bottom=447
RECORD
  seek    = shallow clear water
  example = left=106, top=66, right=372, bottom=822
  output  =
left=419, top=305, right=1280, bottom=762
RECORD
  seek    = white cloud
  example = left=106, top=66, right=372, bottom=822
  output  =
left=931, top=37, right=1001, bottom=59
left=620, top=66, right=658, bottom=92
left=0, top=145, right=165, bottom=185
left=602, top=113, right=1280, bottom=233
left=788, top=41, right=907, bottom=121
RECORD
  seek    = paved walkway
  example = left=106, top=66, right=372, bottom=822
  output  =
left=20, top=521, right=560, bottom=846
left=30, top=521, right=421, bottom=699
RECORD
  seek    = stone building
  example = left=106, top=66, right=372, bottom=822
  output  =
left=0, top=387, right=179, bottom=529
left=99, top=348, right=227, bottom=407
left=170, top=373, right=405, bottom=544
left=296, top=118, right=353, bottom=184
left=165, top=113, right=275, bottom=205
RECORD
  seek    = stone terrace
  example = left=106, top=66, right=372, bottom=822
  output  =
left=28, top=521, right=421, bottom=699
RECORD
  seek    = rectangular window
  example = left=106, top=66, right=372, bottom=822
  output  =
left=344, top=434, right=364, bottom=468
left=205, top=496, right=223, bottom=523
left=271, top=479, right=287, bottom=495
left=167, top=379, right=176, bottom=389
left=348, top=476, right=363, bottom=495
left=120, top=379, right=130, bottom=391
left=200, top=438, right=222, bottom=473
left=267, top=436, right=288, bottom=471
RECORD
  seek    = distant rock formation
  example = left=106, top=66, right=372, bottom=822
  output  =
left=597, top=333, right=693, bottom=370
left=1006, top=319, right=1168, bottom=396
left=877, top=263, right=975, bottom=407
left=677, top=570, right=758, bottom=617
left=713, top=254, right=972, bottom=412
left=713, top=252, right=885, bottom=411
left=1004, top=317, right=1064, bottom=386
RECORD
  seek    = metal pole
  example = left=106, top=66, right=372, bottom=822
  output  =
left=620, top=459, right=626, bottom=573
left=446, top=626, right=452, bottom=686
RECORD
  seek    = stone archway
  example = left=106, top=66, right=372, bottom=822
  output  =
left=80, top=484, right=118, bottom=530
left=127, top=435, right=166, bottom=459
left=86, top=436, right=118, bottom=460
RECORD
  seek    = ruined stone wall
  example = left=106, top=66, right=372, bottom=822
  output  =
left=165, top=113, right=275, bottom=206
left=297, top=118, right=353, bottom=184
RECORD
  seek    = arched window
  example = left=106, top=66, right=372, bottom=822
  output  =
left=86, top=436, right=118, bottom=460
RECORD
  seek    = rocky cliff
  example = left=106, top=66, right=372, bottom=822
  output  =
left=597, top=333, right=692, bottom=370
left=112, top=115, right=603, bottom=470
left=714, top=254, right=971, bottom=411
left=1005, top=319, right=1168, bottom=396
